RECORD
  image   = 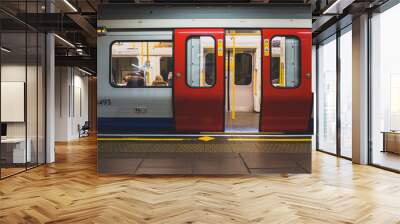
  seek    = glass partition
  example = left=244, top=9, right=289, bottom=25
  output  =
left=371, top=4, right=400, bottom=171
left=317, top=35, right=337, bottom=154
left=1, top=29, right=28, bottom=178
left=0, top=2, right=46, bottom=179
left=339, top=27, right=352, bottom=158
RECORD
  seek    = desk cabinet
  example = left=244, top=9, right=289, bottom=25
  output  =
left=1, top=138, right=31, bottom=164
left=383, top=132, right=400, bottom=154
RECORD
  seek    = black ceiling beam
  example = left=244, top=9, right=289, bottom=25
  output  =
left=153, top=0, right=250, bottom=2
left=55, top=55, right=96, bottom=72
left=14, top=13, right=83, bottom=32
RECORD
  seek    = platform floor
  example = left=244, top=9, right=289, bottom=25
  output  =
left=98, top=136, right=311, bottom=175
left=225, top=112, right=260, bottom=132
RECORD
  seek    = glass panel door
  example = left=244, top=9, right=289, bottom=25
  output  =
left=317, top=35, right=337, bottom=154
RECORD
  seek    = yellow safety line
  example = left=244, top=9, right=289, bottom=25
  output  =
left=227, top=138, right=311, bottom=142
left=97, top=137, right=311, bottom=142
left=200, top=132, right=286, bottom=134
left=97, top=138, right=186, bottom=141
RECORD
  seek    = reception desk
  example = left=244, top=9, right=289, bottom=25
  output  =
left=382, top=131, right=400, bottom=154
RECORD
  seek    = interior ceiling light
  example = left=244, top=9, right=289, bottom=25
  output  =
left=54, top=34, right=76, bottom=48
left=1, top=47, right=11, bottom=53
left=63, top=0, right=78, bottom=12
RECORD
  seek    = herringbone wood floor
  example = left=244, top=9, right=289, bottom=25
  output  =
left=1, top=136, right=400, bottom=224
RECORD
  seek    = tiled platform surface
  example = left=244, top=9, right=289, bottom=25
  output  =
left=98, top=136, right=311, bottom=175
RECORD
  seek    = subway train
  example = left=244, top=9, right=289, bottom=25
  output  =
left=97, top=4, right=312, bottom=135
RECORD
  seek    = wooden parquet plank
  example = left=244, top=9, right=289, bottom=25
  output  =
left=0, top=136, right=400, bottom=223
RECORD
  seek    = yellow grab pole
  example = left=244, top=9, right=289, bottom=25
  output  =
left=146, top=42, right=150, bottom=85
left=140, top=42, right=146, bottom=83
left=140, top=42, right=144, bottom=67
left=253, top=68, right=257, bottom=96
left=230, top=34, right=236, bottom=120
left=279, top=37, right=286, bottom=87
left=200, top=69, right=205, bottom=86
left=252, top=54, right=257, bottom=96
left=279, top=62, right=285, bottom=87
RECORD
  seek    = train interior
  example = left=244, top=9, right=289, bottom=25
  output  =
left=111, top=41, right=173, bottom=88
left=224, top=30, right=261, bottom=133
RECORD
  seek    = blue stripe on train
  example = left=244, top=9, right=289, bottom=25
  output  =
left=98, top=117, right=175, bottom=134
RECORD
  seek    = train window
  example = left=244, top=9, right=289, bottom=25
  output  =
left=110, top=41, right=173, bottom=88
left=186, top=36, right=216, bottom=87
left=270, top=36, right=300, bottom=88
left=160, top=57, right=173, bottom=84
left=205, top=53, right=215, bottom=86
left=235, top=53, right=253, bottom=85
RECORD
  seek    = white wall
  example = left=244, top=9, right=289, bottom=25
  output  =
left=1, top=63, right=46, bottom=164
left=55, top=67, right=69, bottom=141
left=1, top=65, right=27, bottom=138
left=55, top=67, right=89, bottom=141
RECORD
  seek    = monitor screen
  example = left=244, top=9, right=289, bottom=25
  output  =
left=1, top=123, right=7, bottom=137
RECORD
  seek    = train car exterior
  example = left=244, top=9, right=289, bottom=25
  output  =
left=97, top=4, right=313, bottom=174
left=97, top=4, right=312, bottom=135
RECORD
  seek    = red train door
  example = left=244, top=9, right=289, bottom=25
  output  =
left=174, top=29, right=225, bottom=132
left=260, top=29, right=312, bottom=132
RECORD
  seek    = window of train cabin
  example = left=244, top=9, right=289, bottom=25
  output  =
left=270, top=36, right=300, bottom=88
left=186, top=36, right=216, bottom=87
left=110, top=41, right=173, bottom=87
left=160, top=57, right=173, bottom=83
left=111, top=57, right=139, bottom=85
left=205, top=53, right=215, bottom=86
left=235, top=53, right=252, bottom=85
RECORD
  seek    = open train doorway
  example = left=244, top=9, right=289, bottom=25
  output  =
left=225, top=30, right=261, bottom=133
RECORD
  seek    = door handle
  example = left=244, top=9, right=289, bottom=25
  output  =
left=176, top=72, right=181, bottom=78
left=305, top=73, right=312, bottom=79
